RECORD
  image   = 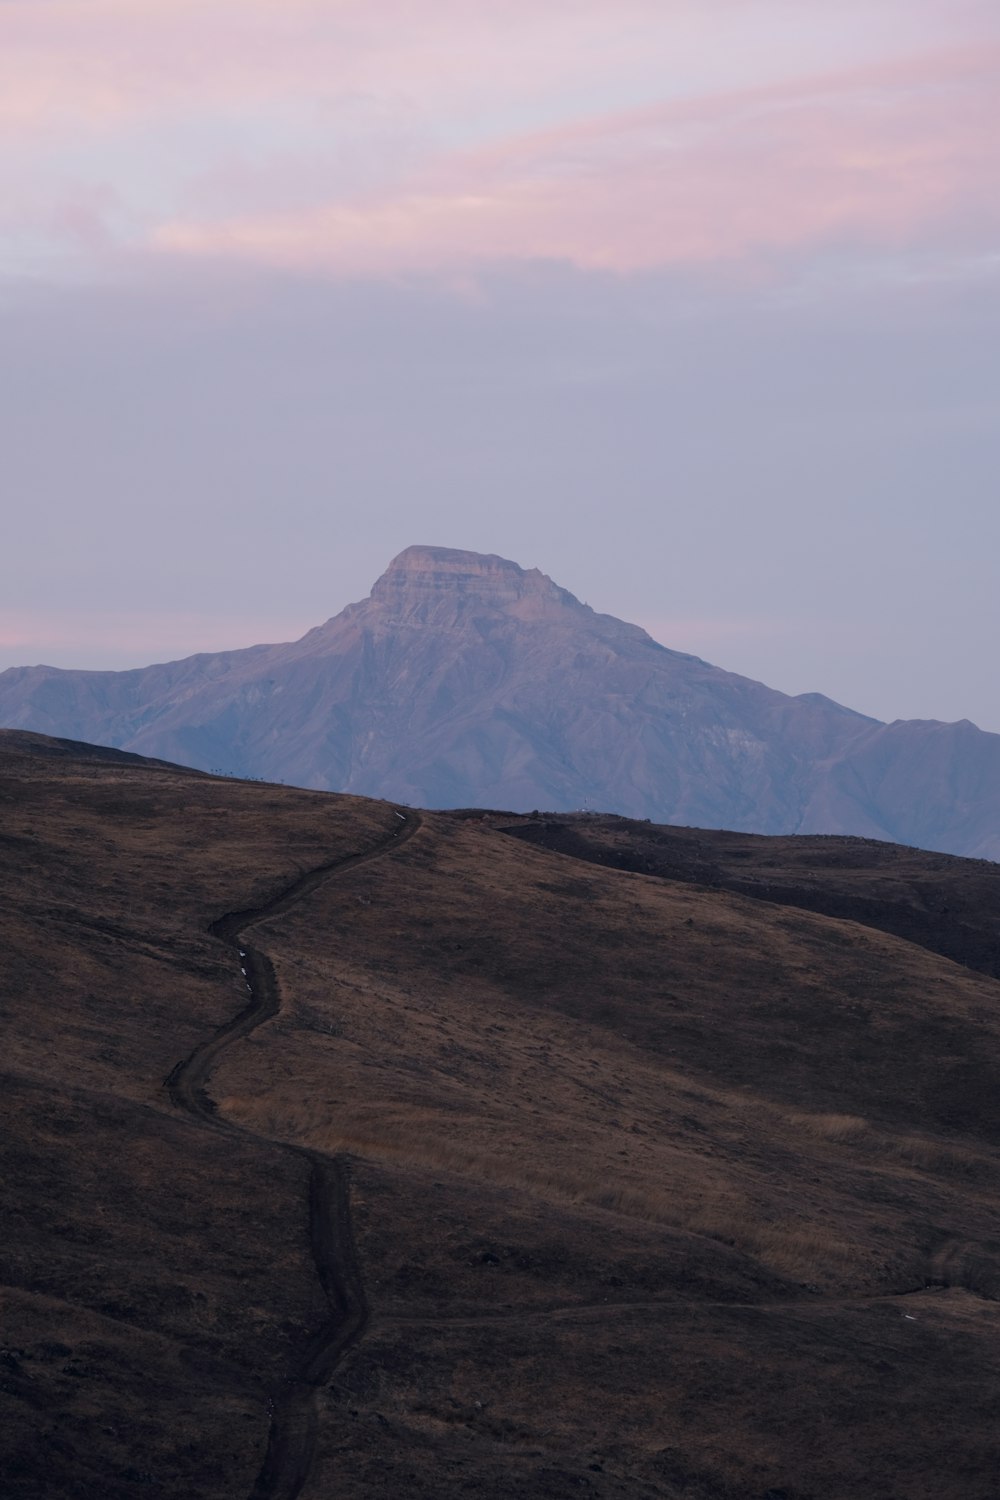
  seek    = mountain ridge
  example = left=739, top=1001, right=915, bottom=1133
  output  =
left=2, top=544, right=998, bottom=859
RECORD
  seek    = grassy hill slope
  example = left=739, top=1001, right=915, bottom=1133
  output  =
left=4, top=732, right=1000, bottom=1499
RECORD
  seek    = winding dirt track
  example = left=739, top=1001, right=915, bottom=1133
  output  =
left=164, top=809, right=421, bottom=1500
left=161, top=803, right=993, bottom=1499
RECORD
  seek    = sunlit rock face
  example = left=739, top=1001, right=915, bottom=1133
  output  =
left=370, top=545, right=573, bottom=614
left=2, top=546, right=1000, bottom=858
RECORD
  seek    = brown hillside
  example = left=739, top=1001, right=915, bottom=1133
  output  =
left=503, top=812, right=1000, bottom=981
left=4, top=731, right=1000, bottom=1499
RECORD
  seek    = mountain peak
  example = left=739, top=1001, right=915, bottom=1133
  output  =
left=370, top=545, right=578, bottom=616
left=381, top=544, right=519, bottom=576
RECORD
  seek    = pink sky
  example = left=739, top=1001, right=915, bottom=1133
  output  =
left=2, top=2, right=997, bottom=280
left=152, top=49, right=1000, bottom=275
left=0, top=609, right=318, bottom=670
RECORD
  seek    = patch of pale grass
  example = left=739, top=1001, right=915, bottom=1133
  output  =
left=220, top=1090, right=874, bottom=1281
left=688, top=1191, right=870, bottom=1280
left=887, top=1135, right=987, bottom=1179
left=743, top=1225, right=861, bottom=1279
left=227, top=1086, right=988, bottom=1286
left=786, top=1111, right=869, bottom=1143
left=774, top=1105, right=994, bottom=1188
left=224, top=1089, right=685, bottom=1223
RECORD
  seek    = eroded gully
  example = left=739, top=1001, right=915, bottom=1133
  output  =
left=164, top=809, right=420, bottom=1500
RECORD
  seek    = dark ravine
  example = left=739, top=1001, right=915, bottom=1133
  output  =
left=164, top=808, right=421, bottom=1500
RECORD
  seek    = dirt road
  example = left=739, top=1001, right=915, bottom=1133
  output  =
left=165, top=809, right=421, bottom=1500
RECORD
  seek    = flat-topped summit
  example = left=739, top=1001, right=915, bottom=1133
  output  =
left=370, top=545, right=578, bottom=617
left=2, top=546, right=1000, bottom=857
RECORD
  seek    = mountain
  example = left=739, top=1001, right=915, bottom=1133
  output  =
left=2, top=545, right=999, bottom=858
left=6, top=730, right=1000, bottom=1497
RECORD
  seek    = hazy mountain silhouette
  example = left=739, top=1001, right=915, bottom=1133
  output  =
left=2, top=545, right=999, bottom=858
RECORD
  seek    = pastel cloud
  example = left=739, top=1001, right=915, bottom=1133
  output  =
left=1, top=2, right=997, bottom=281
left=151, top=49, right=1000, bottom=274
left=0, top=1, right=803, bottom=134
left=0, top=3, right=960, bottom=122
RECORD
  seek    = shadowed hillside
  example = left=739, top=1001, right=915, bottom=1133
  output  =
left=503, top=812, right=1000, bottom=982
left=5, top=730, right=1000, bottom=1498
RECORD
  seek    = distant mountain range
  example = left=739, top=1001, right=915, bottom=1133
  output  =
left=2, top=545, right=999, bottom=859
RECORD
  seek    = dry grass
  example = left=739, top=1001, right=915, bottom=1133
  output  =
left=785, top=1110, right=869, bottom=1142
left=223, top=1092, right=691, bottom=1229
left=10, top=735, right=1000, bottom=1499
left=214, top=1084, right=940, bottom=1290
left=686, top=1207, right=866, bottom=1281
left=215, top=812, right=1000, bottom=1313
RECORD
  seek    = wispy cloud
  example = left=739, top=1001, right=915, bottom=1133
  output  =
left=149, top=48, right=1000, bottom=275
left=3, top=2, right=962, bottom=132
left=2, top=3, right=996, bottom=280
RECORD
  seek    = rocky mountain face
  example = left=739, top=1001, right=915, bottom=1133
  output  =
left=2, top=545, right=999, bottom=858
